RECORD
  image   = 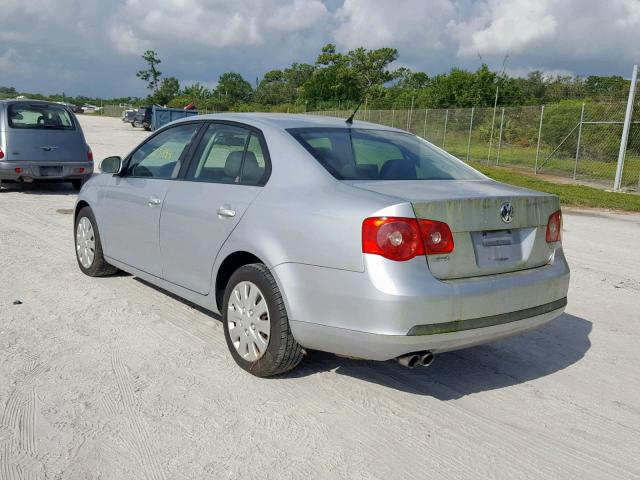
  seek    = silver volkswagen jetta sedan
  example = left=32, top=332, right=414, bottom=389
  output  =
left=74, top=113, right=569, bottom=377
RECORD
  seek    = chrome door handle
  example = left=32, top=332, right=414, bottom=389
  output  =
left=148, top=196, right=162, bottom=206
left=217, top=205, right=236, bottom=218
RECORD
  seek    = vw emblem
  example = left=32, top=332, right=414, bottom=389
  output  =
left=500, top=202, right=514, bottom=223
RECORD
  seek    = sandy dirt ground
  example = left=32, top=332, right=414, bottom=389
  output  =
left=0, top=116, right=639, bottom=480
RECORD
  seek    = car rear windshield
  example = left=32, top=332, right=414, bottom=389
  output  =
left=288, top=127, right=483, bottom=181
left=8, top=103, right=75, bottom=130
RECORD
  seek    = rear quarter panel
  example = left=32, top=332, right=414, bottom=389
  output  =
left=213, top=124, right=405, bottom=274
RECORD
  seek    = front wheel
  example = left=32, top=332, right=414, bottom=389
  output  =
left=223, top=264, right=304, bottom=377
left=75, top=206, right=118, bottom=277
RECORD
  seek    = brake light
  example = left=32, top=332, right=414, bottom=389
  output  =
left=546, top=210, right=562, bottom=243
left=418, top=219, right=455, bottom=254
left=362, top=217, right=454, bottom=261
left=87, top=147, right=93, bottom=162
left=0, top=148, right=4, bottom=159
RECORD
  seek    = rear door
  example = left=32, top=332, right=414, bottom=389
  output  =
left=99, top=122, right=201, bottom=276
left=4, top=102, right=86, bottom=162
left=160, top=122, right=269, bottom=294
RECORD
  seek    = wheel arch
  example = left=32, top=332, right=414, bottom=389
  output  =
left=215, top=251, right=265, bottom=312
left=74, top=200, right=90, bottom=221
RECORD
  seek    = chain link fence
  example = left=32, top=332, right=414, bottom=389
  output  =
left=310, top=96, right=640, bottom=192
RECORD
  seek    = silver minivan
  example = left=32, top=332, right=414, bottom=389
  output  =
left=0, top=99, right=93, bottom=190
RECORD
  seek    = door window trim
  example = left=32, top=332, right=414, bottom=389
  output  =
left=119, top=121, right=204, bottom=180
left=179, top=120, right=272, bottom=187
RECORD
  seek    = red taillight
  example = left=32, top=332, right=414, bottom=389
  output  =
left=418, top=219, right=455, bottom=255
left=87, top=147, right=93, bottom=162
left=363, top=217, right=424, bottom=261
left=362, top=217, right=454, bottom=261
left=15, top=167, right=23, bottom=174
left=0, top=148, right=4, bottom=159
left=546, top=210, right=562, bottom=243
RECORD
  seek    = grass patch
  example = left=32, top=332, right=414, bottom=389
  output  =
left=470, top=163, right=640, bottom=212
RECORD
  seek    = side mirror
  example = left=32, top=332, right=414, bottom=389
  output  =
left=100, top=156, right=123, bottom=174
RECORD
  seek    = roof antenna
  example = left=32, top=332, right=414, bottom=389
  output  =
left=345, top=99, right=363, bottom=125
left=346, top=84, right=372, bottom=125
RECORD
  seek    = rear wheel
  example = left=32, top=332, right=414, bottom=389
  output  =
left=223, top=263, right=304, bottom=377
left=75, top=206, right=118, bottom=276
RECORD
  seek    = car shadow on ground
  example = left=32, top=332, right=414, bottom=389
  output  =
left=0, top=182, right=77, bottom=195
left=288, top=313, right=591, bottom=399
left=133, top=277, right=591, bottom=399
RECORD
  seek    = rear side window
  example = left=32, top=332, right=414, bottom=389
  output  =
left=8, top=103, right=75, bottom=130
left=288, top=127, right=483, bottom=181
left=187, top=124, right=267, bottom=186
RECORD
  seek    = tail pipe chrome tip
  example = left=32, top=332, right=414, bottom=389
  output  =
left=396, top=351, right=435, bottom=368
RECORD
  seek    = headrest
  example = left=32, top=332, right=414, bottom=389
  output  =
left=224, top=151, right=244, bottom=178
left=380, top=159, right=417, bottom=180
left=242, top=152, right=263, bottom=183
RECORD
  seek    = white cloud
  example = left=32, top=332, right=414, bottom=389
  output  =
left=333, top=0, right=456, bottom=51
left=108, top=0, right=330, bottom=54
left=452, top=0, right=557, bottom=57
left=266, top=0, right=328, bottom=30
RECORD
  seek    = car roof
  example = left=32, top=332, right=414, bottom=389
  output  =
left=0, top=98, right=66, bottom=105
left=179, top=112, right=407, bottom=133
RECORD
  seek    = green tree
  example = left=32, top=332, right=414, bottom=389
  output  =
left=152, top=77, right=180, bottom=105
left=302, top=44, right=399, bottom=109
left=136, top=50, right=162, bottom=92
left=215, top=72, right=253, bottom=104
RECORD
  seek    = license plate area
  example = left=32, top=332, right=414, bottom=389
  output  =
left=39, top=166, right=63, bottom=177
left=471, top=228, right=535, bottom=268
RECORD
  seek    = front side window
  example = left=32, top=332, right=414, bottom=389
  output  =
left=124, top=123, right=200, bottom=179
left=8, top=103, right=75, bottom=130
left=187, top=124, right=267, bottom=185
left=288, top=127, right=484, bottom=181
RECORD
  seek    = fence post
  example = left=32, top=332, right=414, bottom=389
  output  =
left=573, top=103, right=585, bottom=180
left=423, top=109, right=428, bottom=138
left=487, top=102, right=498, bottom=164
left=496, top=107, right=505, bottom=165
left=614, top=64, right=638, bottom=190
left=391, top=108, right=396, bottom=128
left=534, top=105, right=545, bottom=174
left=379, top=110, right=382, bottom=124
left=442, top=109, right=449, bottom=147
left=407, top=96, right=414, bottom=131
left=466, top=107, right=474, bottom=161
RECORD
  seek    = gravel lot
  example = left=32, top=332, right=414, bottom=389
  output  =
left=1, top=115, right=639, bottom=480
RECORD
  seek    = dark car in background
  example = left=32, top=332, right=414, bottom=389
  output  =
left=0, top=99, right=93, bottom=190
left=132, top=106, right=152, bottom=131
left=121, top=109, right=136, bottom=124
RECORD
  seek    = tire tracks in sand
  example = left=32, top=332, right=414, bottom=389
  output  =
left=0, top=360, right=44, bottom=480
left=111, top=348, right=166, bottom=480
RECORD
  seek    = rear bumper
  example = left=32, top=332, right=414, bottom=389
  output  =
left=291, top=306, right=564, bottom=360
left=274, top=249, right=570, bottom=360
left=0, top=161, right=93, bottom=180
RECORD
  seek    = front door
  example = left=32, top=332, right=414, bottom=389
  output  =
left=160, top=123, right=269, bottom=294
left=99, top=123, right=201, bottom=277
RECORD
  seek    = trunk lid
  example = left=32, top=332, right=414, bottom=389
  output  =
left=351, top=179, right=560, bottom=280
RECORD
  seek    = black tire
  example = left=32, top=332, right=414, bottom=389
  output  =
left=71, top=179, right=83, bottom=191
left=74, top=206, right=118, bottom=277
left=223, top=263, right=304, bottom=377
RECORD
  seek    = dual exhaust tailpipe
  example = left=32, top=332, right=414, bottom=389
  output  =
left=396, top=351, right=435, bottom=368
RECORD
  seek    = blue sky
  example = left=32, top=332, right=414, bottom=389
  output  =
left=1, top=0, right=639, bottom=98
